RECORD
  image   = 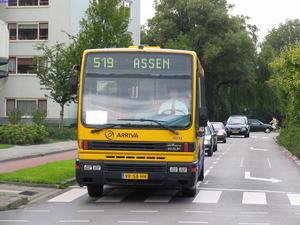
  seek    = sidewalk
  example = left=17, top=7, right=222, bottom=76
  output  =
left=0, top=141, right=77, bottom=211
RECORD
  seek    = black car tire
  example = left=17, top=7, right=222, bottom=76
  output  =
left=213, top=143, right=217, bottom=152
left=264, top=128, right=271, bottom=133
left=207, top=146, right=213, bottom=156
left=223, top=139, right=226, bottom=143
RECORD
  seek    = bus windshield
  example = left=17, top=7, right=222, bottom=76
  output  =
left=81, top=52, right=193, bottom=129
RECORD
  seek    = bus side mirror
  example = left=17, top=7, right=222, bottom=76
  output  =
left=199, top=107, right=208, bottom=127
left=70, top=74, right=79, bottom=94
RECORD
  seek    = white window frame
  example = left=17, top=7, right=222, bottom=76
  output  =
left=8, top=22, right=49, bottom=41
left=6, top=99, right=47, bottom=117
left=8, top=0, right=49, bottom=7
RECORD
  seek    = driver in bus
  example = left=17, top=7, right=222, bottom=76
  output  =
left=158, top=88, right=188, bottom=115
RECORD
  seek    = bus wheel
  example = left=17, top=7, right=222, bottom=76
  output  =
left=87, top=185, right=103, bottom=197
left=182, top=186, right=196, bottom=197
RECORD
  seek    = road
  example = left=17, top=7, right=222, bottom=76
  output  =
left=1, top=132, right=300, bottom=224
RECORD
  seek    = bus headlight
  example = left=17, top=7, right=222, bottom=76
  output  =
left=84, top=165, right=93, bottom=170
left=93, top=165, right=101, bottom=170
left=170, top=167, right=178, bottom=172
left=83, top=165, right=101, bottom=171
left=179, top=167, right=188, bottom=173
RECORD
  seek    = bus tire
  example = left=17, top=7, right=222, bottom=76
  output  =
left=182, top=186, right=196, bottom=197
left=87, top=185, right=103, bottom=197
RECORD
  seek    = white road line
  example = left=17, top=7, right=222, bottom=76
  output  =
left=242, top=192, right=267, bottom=205
left=77, top=210, right=104, bottom=213
left=59, top=220, right=89, bottom=223
left=23, top=210, right=50, bottom=213
left=287, top=194, right=300, bottom=205
left=193, top=190, right=222, bottom=203
left=144, top=189, right=179, bottom=202
left=204, top=169, right=210, bottom=177
left=96, top=189, right=135, bottom=202
left=47, top=189, right=87, bottom=202
left=240, top=157, right=245, bottom=167
left=267, top=158, right=272, bottom=168
left=0, top=220, right=29, bottom=223
left=185, top=211, right=212, bottom=214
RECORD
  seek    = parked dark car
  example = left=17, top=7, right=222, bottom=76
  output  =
left=204, top=121, right=218, bottom=156
left=211, top=122, right=227, bottom=143
left=248, top=119, right=273, bottom=133
left=225, top=115, right=250, bottom=138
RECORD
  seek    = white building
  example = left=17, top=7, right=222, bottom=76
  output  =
left=0, top=0, right=141, bottom=126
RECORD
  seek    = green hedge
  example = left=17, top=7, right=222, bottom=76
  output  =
left=44, top=126, right=77, bottom=140
left=0, top=123, right=49, bottom=145
left=277, top=126, right=300, bottom=159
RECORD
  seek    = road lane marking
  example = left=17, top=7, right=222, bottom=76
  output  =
left=242, top=192, right=267, bottom=204
left=96, top=189, right=135, bottom=202
left=185, top=211, right=212, bottom=214
left=23, top=210, right=49, bottom=213
left=287, top=194, right=300, bottom=205
left=245, top=171, right=282, bottom=183
left=144, top=189, right=179, bottom=202
left=193, top=190, right=222, bottom=203
left=250, top=147, right=269, bottom=151
left=47, top=189, right=87, bottom=202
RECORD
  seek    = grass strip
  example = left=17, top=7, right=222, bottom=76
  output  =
left=0, top=144, right=14, bottom=149
left=0, top=159, right=76, bottom=185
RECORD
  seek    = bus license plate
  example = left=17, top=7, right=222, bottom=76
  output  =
left=122, top=173, right=148, bottom=180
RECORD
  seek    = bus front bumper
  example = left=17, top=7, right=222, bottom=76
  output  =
left=76, top=160, right=200, bottom=188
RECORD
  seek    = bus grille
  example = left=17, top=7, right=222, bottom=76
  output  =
left=90, top=141, right=168, bottom=151
left=103, top=164, right=167, bottom=173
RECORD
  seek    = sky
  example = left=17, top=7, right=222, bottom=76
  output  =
left=140, top=0, right=300, bottom=41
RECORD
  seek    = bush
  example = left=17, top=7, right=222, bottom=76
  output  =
left=45, top=126, right=77, bottom=140
left=7, top=109, right=24, bottom=124
left=30, top=108, right=48, bottom=126
left=277, top=125, right=300, bottom=159
left=0, top=123, right=49, bottom=145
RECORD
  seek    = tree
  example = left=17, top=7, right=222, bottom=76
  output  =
left=269, top=43, right=300, bottom=126
left=32, top=42, right=77, bottom=128
left=66, top=0, right=133, bottom=66
left=142, top=0, right=258, bottom=121
left=253, top=19, right=300, bottom=122
left=264, top=19, right=300, bottom=56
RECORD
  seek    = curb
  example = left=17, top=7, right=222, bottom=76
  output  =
left=0, top=177, right=77, bottom=211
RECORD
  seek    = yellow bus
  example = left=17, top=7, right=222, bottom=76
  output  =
left=72, top=46, right=208, bottom=197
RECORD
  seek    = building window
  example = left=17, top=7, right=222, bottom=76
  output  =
left=6, top=99, right=47, bottom=116
left=8, top=22, right=48, bottom=40
left=8, top=0, right=49, bottom=6
left=9, top=57, right=37, bottom=74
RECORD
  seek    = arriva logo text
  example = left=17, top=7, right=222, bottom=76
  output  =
left=117, top=133, right=139, bottom=138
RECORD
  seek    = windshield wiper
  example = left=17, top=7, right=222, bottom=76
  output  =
left=118, top=118, right=179, bottom=135
left=91, top=123, right=130, bottom=133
